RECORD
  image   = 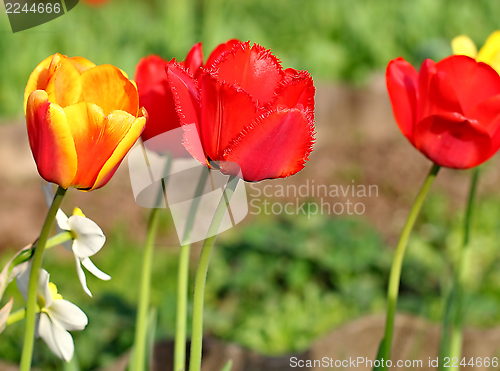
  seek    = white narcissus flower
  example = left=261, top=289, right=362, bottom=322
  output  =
left=42, top=183, right=110, bottom=296
left=17, top=267, right=88, bottom=361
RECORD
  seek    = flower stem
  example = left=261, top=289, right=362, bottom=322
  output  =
left=132, top=155, right=172, bottom=371
left=20, top=186, right=67, bottom=371
left=440, top=167, right=479, bottom=366
left=189, top=175, right=239, bottom=371
left=174, top=167, right=210, bottom=371
left=7, top=308, right=26, bottom=326
left=378, top=164, right=440, bottom=367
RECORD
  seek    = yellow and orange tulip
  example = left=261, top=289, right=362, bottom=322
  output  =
left=24, top=53, right=146, bottom=191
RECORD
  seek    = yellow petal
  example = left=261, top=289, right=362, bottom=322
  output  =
left=48, top=282, right=63, bottom=301
left=24, top=55, right=53, bottom=113
left=91, top=110, right=146, bottom=190
left=72, top=207, right=86, bottom=217
left=477, top=31, right=500, bottom=73
left=69, top=56, right=96, bottom=73
left=80, top=64, right=139, bottom=116
left=45, top=55, right=82, bottom=108
left=26, top=90, right=78, bottom=189
left=451, top=35, right=478, bottom=58
left=63, top=102, right=142, bottom=190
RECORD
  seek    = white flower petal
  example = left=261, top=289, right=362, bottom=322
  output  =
left=0, top=262, right=12, bottom=302
left=74, top=255, right=92, bottom=297
left=0, top=298, right=13, bottom=334
left=48, top=299, right=88, bottom=331
left=81, top=258, right=111, bottom=281
left=68, top=216, right=105, bottom=258
left=56, top=210, right=70, bottom=232
left=16, top=262, right=31, bottom=302
left=39, top=312, right=75, bottom=362
left=1, top=244, right=33, bottom=300
left=38, top=269, right=52, bottom=308
left=42, top=182, right=70, bottom=231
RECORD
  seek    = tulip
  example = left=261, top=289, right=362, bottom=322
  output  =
left=134, top=40, right=240, bottom=155
left=452, top=31, right=500, bottom=73
left=25, top=53, right=146, bottom=191
left=164, top=41, right=315, bottom=182
left=386, top=55, right=500, bottom=169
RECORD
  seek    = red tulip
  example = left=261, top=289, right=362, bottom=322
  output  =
left=387, top=55, right=500, bottom=169
left=166, top=41, right=315, bottom=181
left=134, top=40, right=240, bottom=155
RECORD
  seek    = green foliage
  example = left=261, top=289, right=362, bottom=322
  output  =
left=2, top=0, right=500, bottom=117
left=204, top=213, right=390, bottom=354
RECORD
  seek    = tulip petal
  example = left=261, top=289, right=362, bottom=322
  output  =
left=26, top=91, right=78, bottom=189
left=24, top=55, right=53, bottom=113
left=80, top=64, right=139, bottom=116
left=204, top=39, right=241, bottom=70
left=419, top=64, right=463, bottom=120
left=63, top=103, right=144, bottom=190
left=135, top=55, right=169, bottom=95
left=413, top=113, right=492, bottom=169
left=67, top=215, right=105, bottom=257
left=92, top=112, right=146, bottom=190
left=273, top=69, right=315, bottom=115
left=68, top=56, right=96, bottom=73
left=477, top=31, right=500, bottom=72
left=167, top=62, right=204, bottom=163
left=39, top=313, right=74, bottom=362
left=49, top=299, right=88, bottom=331
left=184, top=42, right=204, bottom=78
left=436, top=55, right=500, bottom=114
left=221, top=107, right=315, bottom=181
left=200, top=73, right=258, bottom=161
left=466, top=94, right=500, bottom=152
left=45, top=56, right=82, bottom=108
left=451, top=35, right=478, bottom=58
left=386, top=58, right=419, bottom=142
left=210, top=42, right=283, bottom=107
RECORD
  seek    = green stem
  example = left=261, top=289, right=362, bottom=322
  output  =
left=447, top=167, right=480, bottom=363
left=7, top=308, right=26, bottom=326
left=20, top=186, right=67, bottom=371
left=174, top=167, right=210, bottom=371
left=132, top=154, right=172, bottom=371
left=189, top=175, right=239, bottom=371
left=10, top=232, right=73, bottom=272
left=379, top=164, right=440, bottom=366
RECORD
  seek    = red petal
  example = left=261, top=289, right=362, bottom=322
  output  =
left=386, top=58, right=418, bottom=143
left=204, top=39, right=241, bottom=71
left=166, top=62, right=203, bottom=162
left=135, top=55, right=169, bottom=96
left=413, top=113, right=492, bottom=169
left=199, top=73, right=258, bottom=161
left=416, top=59, right=464, bottom=135
left=221, top=107, right=315, bottom=181
left=272, top=69, right=315, bottom=119
left=208, top=42, right=284, bottom=107
left=184, top=42, right=204, bottom=80
left=436, top=55, right=500, bottom=114
left=467, top=95, right=500, bottom=153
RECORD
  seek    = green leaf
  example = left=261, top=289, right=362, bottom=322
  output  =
left=221, top=360, right=233, bottom=371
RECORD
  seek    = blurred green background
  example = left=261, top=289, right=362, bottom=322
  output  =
left=3, top=0, right=500, bottom=369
